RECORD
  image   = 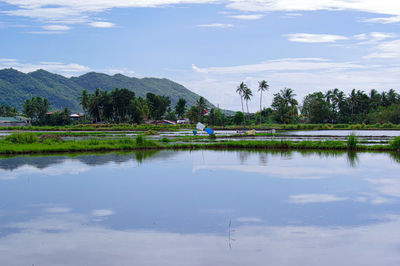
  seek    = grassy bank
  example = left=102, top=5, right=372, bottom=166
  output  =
left=0, top=132, right=399, bottom=155
left=2, top=122, right=400, bottom=132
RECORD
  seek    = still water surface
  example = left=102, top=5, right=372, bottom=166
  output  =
left=1, top=150, right=400, bottom=265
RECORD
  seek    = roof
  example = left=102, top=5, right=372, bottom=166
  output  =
left=70, top=113, right=84, bottom=117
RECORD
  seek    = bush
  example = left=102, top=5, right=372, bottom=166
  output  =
left=347, top=133, right=358, bottom=150
left=88, top=138, right=100, bottom=145
left=5, top=132, right=38, bottom=144
left=161, top=137, right=170, bottom=143
left=136, top=135, right=145, bottom=146
left=391, top=137, right=400, bottom=150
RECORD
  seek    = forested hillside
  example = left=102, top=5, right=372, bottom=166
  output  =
left=0, top=68, right=213, bottom=111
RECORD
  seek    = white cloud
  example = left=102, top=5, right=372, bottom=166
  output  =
left=2, top=0, right=400, bottom=29
left=365, top=40, right=400, bottom=58
left=0, top=58, right=90, bottom=77
left=283, top=13, right=303, bottom=17
left=354, top=33, right=368, bottom=40
left=284, top=32, right=396, bottom=45
left=370, top=32, right=397, bottom=41
left=234, top=217, right=263, bottom=223
left=91, top=209, right=115, bottom=217
left=361, top=16, right=400, bottom=24
left=289, top=194, right=348, bottom=204
left=106, top=68, right=136, bottom=77
left=226, top=0, right=400, bottom=17
left=354, top=32, right=397, bottom=45
left=229, top=14, right=264, bottom=20
left=2, top=0, right=218, bottom=25
left=89, top=21, right=115, bottom=28
left=44, top=207, right=72, bottom=213
left=192, top=58, right=363, bottom=75
left=42, top=24, right=71, bottom=31
left=285, top=33, right=349, bottom=43
left=196, top=23, right=234, bottom=28
left=185, top=56, right=400, bottom=111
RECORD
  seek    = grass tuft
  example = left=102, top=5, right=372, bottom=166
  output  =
left=347, top=134, right=358, bottom=150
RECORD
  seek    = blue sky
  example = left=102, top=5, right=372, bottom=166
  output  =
left=1, top=0, right=400, bottom=111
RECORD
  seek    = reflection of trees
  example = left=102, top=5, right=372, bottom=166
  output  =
left=2, top=149, right=399, bottom=172
left=346, top=151, right=359, bottom=168
left=389, top=152, right=400, bottom=163
left=258, top=153, right=268, bottom=166
left=238, top=151, right=250, bottom=164
left=0, top=150, right=174, bottom=171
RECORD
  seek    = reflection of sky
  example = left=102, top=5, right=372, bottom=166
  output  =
left=1, top=211, right=400, bottom=266
left=1, top=151, right=400, bottom=264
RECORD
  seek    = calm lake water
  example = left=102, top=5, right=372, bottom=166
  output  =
left=1, top=150, right=400, bottom=265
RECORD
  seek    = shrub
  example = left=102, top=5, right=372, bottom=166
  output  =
left=88, top=138, right=100, bottom=145
left=161, top=137, right=170, bottom=143
left=347, top=133, right=358, bottom=150
left=136, top=135, right=145, bottom=146
left=391, top=136, right=400, bottom=150
left=5, top=133, right=38, bottom=144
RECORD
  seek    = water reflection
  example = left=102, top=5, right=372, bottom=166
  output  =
left=0, top=150, right=399, bottom=172
left=1, top=150, right=400, bottom=265
left=1, top=210, right=400, bottom=266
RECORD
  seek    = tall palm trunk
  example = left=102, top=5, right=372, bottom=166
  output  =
left=259, top=90, right=262, bottom=124
left=240, top=93, right=244, bottom=115
left=246, top=100, right=250, bottom=120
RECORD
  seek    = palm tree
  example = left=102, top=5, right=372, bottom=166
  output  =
left=89, top=88, right=101, bottom=122
left=349, top=89, right=357, bottom=117
left=282, top=88, right=298, bottom=118
left=243, top=87, right=253, bottom=120
left=79, top=90, right=89, bottom=119
left=236, top=82, right=247, bottom=115
left=258, top=80, right=269, bottom=124
left=197, top=96, right=207, bottom=118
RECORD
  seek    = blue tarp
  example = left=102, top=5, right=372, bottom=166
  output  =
left=205, top=127, right=214, bottom=135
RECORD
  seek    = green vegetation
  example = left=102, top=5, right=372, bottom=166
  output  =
left=174, top=98, right=187, bottom=119
left=258, top=80, right=269, bottom=124
left=347, top=134, right=359, bottom=150
left=1, top=132, right=400, bottom=155
left=391, top=137, right=400, bottom=150
left=5, top=132, right=38, bottom=144
left=0, top=133, right=161, bottom=154
left=0, top=68, right=213, bottom=111
left=0, top=104, right=18, bottom=117
left=3, top=122, right=400, bottom=132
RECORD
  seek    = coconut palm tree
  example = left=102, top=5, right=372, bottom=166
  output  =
left=243, top=87, right=253, bottom=120
left=282, top=88, right=298, bottom=118
left=236, top=82, right=247, bottom=115
left=349, top=89, right=357, bottom=117
left=197, top=96, right=207, bottom=118
left=258, top=80, right=269, bottom=124
left=79, top=90, right=89, bottom=118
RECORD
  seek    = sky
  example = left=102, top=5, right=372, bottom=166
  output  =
left=1, top=0, right=400, bottom=111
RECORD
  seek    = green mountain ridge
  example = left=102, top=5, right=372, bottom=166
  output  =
left=0, top=68, right=215, bottom=112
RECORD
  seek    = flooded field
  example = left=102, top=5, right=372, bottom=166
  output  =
left=1, top=150, right=400, bottom=265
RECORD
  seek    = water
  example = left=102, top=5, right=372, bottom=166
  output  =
left=1, top=150, right=400, bottom=265
left=284, top=130, right=400, bottom=137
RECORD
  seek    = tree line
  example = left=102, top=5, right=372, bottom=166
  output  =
left=235, top=81, right=400, bottom=124
left=16, top=87, right=227, bottom=126
left=3, top=84, right=400, bottom=126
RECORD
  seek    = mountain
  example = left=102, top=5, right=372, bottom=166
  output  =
left=0, top=68, right=214, bottom=112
